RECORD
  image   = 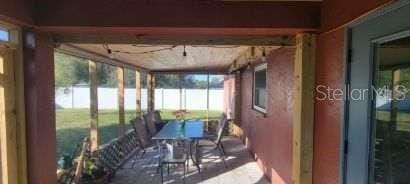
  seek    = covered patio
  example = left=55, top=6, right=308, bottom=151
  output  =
left=0, top=0, right=337, bottom=184
left=52, top=38, right=293, bottom=184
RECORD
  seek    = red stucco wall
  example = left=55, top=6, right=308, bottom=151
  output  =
left=240, top=48, right=294, bottom=183
left=313, top=28, right=345, bottom=184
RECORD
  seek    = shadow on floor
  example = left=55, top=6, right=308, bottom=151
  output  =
left=110, top=137, right=269, bottom=184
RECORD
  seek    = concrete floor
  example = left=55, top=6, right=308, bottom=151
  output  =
left=110, top=137, right=269, bottom=184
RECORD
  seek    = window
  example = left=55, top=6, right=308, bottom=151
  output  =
left=0, top=26, right=10, bottom=42
left=253, top=63, right=267, bottom=113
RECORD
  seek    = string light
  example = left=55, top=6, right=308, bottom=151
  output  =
left=261, top=47, right=266, bottom=62
left=183, top=45, right=187, bottom=57
left=246, top=62, right=251, bottom=70
left=103, top=44, right=115, bottom=59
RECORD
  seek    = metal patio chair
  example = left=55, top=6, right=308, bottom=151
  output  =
left=197, top=114, right=230, bottom=168
left=160, top=142, right=189, bottom=184
left=131, top=116, right=152, bottom=155
left=143, top=112, right=158, bottom=136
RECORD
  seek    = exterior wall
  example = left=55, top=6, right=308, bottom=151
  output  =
left=240, top=48, right=294, bottom=183
left=313, top=27, right=345, bottom=184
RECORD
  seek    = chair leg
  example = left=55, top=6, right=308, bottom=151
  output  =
left=160, top=163, right=164, bottom=184
left=140, top=148, right=146, bottom=159
left=220, top=143, right=226, bottom=155
left=130, top=152, right=140, bottom=169
left=186, top=159, right=189, bottom=173
left=217, top=145, right=228, bottom=168
left=183, top=162, right=186, bottom=184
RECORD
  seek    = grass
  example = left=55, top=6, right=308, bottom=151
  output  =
left=376, top=110, right=410, bottom=132
left=55, top=108, right=222, bottom=160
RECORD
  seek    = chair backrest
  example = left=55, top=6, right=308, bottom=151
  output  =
left=144, top=112, right=158, bottom=136
left=131, top=117, right=151, bottom=148
left=153, top=110, right=162, bottom=123
left=143, top=113, right=157, bottom=136
left=215, top=114, right=229, bottom=145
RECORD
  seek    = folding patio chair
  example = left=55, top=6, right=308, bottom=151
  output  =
left=143, top=112, right=158, bottom=136
left=198, top=114, right=230, bottom=168
left=160, top=142, right=188, bottom=184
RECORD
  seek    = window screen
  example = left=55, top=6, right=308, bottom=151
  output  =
left=253, top=64, right=267, bottom=112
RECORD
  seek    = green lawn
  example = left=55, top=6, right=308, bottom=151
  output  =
left=56, top=108, right=222, bottom=160
left=377, top=110, right=410, bottom=132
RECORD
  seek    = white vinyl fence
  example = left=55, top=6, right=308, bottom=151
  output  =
left=55, top=87, right=224, bottom=110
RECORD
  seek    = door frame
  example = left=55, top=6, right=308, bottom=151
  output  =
left=344, top=0, right=410, bottom=183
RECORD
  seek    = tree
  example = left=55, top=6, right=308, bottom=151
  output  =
left=54, top=53, right=225, bottom=90
left=54, top=52, right=89, bottom=88
left=156, top=74, right=180, bottom=88
left=209, top=76, right=224, bottom=88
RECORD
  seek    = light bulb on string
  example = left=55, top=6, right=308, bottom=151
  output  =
left=261, top=48, right=266, bottom=62
left=183, top=45, right=187, bottom=57
left=107, top=49, right=115, bottom=59
left=104, top=43, right=115, bottom=59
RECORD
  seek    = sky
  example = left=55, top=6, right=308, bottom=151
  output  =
left=0, top=29, right=9, bottom=41
left=192, top=74, right=224, bottom=81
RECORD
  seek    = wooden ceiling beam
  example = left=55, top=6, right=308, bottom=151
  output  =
left=51, top=34, right=295, bottom=46
left=34, top=1, right=320, bottom=30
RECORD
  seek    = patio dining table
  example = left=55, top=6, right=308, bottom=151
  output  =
left=152, top=120, right=205, bottom=172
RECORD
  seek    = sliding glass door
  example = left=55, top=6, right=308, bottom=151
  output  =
left=345, top=1, right=410, bottom=183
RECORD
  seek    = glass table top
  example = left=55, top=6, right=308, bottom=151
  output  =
left=152, top=120, right=204, bottom=140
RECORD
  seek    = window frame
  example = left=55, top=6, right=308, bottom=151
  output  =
left=252, top=63, right=267, bottom=114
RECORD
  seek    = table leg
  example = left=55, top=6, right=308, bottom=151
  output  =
left=189, top=139, right=201, bottom=173
left=156, top=140, right=162, bottom=173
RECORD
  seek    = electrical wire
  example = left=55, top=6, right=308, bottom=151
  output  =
left=103, top=43, right=177, bottom=55
left=103, top=44, right=245, bottom=56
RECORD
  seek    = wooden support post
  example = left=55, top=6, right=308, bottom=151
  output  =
left=24, top=32, right=57, bottom=183
left=0, top=48, right=19, bottom=184
left=234, top=71, right=241, bottom=123
left=135, top=70, right=141, bottom=117
left=147, top=73, right=155, bottom=112
left=0, top=24, right=28, bottom=184
left=206, top=74, right=210, bottom=122
left=292, top=33, right=316, bottom=184
left=152, top=74, right=156, bottom=111
left=117, top=67, right=125, bottom=135
left=12, top=31, right=28, bottom=184
left=390, top=69, right=400, bottom=124
left=89, top=60, right=99, bottom=152
left=179, top=74, right=183, bottom=110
